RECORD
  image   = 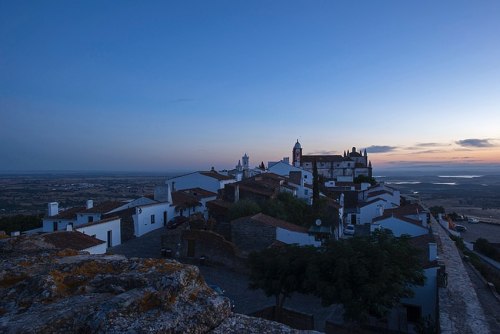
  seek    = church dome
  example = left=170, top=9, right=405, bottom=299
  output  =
left=294, top=140, right=301, bottom=149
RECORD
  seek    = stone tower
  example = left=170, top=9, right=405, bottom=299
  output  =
left=292, top=140, right=302, bottom=167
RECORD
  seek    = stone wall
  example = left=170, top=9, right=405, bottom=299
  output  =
left=431, top=215, right=491, bottom=333
left=231, top=217, right=276, bottom=255
left=180, top=229, right=246, bottom=270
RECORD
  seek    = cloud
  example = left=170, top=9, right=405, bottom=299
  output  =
left=415, top=142, right=447, bottom=147
left=456, top=138, right=494, bottom=148
left=411, top=149, right=444, bottom=154
left=365, top=145, right=398, bottom=153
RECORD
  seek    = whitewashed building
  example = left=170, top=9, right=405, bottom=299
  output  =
left=371, top=215, right=429, bottom=237
left=167, top=171, right=236, bottom=194
left=76, top=216, right=122, bottom=248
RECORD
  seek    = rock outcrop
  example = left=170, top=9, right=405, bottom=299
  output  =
left=0, top=235, right=317, bottom=333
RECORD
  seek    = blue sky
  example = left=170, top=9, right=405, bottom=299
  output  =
left=1, top=1, right=500, bottom=172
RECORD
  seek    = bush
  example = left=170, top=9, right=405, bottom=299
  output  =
left=475, top=238, right=500, bottom=262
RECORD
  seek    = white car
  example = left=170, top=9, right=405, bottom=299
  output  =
left=344, top=224, right=355, bottom=236
left=468, top=218, right=479, bottom=224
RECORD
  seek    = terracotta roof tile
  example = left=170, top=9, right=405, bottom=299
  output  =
left=232, top=213, right=308, bottom=233
left=200, top=171, right=235, bottom=181
left=79, top=201, right=124, bottom=214
left=42, top=231, right=105, bottom=250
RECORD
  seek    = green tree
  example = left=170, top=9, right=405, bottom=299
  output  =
left=353, top=175, right=377, bottom=186
left=312, top=159, right=320, bottom=210
left=0, top=214, right=43, bottom=234
left=248, top=245, right=316, bottom=320
left=228, top=200, right=261, bottom=220
left=306, top=229, right=425, bottom=322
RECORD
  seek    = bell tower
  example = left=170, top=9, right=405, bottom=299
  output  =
left=292, top=140, right=302, bottom=167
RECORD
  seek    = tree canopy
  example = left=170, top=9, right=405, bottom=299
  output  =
left=248, top=229, right=425, bottom=323
left=248, top=245, right=316, bottom=314
left=353, top=175, right=377, bottom=186
left=306, top=230, right=425, bottom=321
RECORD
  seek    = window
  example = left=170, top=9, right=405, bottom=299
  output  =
left=405, top=304, right=421, bottom=323
left=304, top=189, right=309, bottom=195
left=107, top=230, right=112, bottom=248
left=304, top=175, right=308, bottom=179
left=88, top=216, right=94, bottom=223
left=151, top=214, right=155, bottom=224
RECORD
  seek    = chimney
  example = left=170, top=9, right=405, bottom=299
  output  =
left=300, top=172, right=304, bottom=187
left=167, top=183, right=172, bottom=203
left=48, top=202, right=59, bottom=217
left=86, top=200, right=93, bottom=209
left=429, top=242, right=437, bottom=261
left=66, top=224, right=73, bottom=231
left=234, top=184, right=240, bottom=202
left=283, top=157, right=290, bottom=164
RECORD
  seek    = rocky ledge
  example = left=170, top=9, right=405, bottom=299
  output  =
left=0, top=235, right=317, bottom=333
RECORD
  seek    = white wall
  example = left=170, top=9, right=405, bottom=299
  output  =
left=371, top=217, right=428, bottom=237
left=268, top=162, right=313, bottom=185
left=359, top=199, right=386, bottom=224
left=168, top=173, right=225, bottom=193
left=76, top=213, right=102, bottom=226
left=83, top=242, right=107, bottom=255
left=108, top=197, right=157, bottom=214
left=276, top=227, right=321, bottom=247
left=133, top=202, right=173, bottom=237
left=42, top=218, right=76, bottom=232
left=401, top=267, right=438, bottom=320
left=77, top=218, right=121, bottom=247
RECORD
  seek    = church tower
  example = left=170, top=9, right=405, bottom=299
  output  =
left=292, top=140, right=302, bottom=167
left=242, top=153, right=249, bottom=171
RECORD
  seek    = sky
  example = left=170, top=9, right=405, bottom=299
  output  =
left=1, top=1, right=500, bottom=172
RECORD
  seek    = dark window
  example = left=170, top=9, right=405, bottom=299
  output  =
left=53, top=221, right=58, bottom=231
left=88, top=216, right=94, bottom=223
left=107, top=230, right=112, bottom=248
left=151, top=214, right=155, bottom=224
left=405, top=304, right=421, bottom=323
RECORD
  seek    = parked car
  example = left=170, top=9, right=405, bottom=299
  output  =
left=455, top=224, right=467, bottom=232
left=344, top=224, right=355, bottom=236
left=468, top=218, right=479, bottom=224
left=166, top=216, right=189, bottom=229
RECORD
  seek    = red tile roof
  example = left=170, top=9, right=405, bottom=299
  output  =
left=408, top=233, right=438, bottom=268
left=79, top=201, right=124, bottom=214
left=368, top=190, right=393, bottom=198
left=200, top=171, right=234, bottom=181
left=373, top=214, right=424, bottom=227
left=383, top=203, right=426, bottom=216
left=47, top=206, right=85, bottom=220
left=233, top=213, right=308, bottom=233
left=42, top=231, right=105, bottom=250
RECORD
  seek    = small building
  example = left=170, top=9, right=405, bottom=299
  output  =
left=231, top=213, right=320, bottom=254
left=371, top=215, right=429, bottom=237
left=76, top=216, right=122, bottom=248
left=167, top=170, right=236, bottom=194
left=41, top=231, right=107, bottom=254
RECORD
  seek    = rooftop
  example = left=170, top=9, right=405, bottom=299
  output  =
left=42, top=231, right=105, bottom=250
